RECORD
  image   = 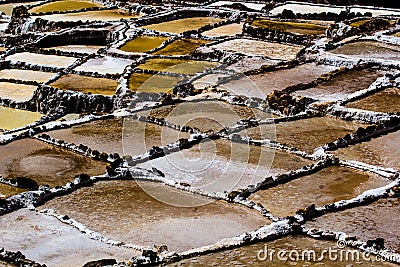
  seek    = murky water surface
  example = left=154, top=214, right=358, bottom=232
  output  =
left=119, top=36, right=170, bottom=53
left=240, top=117, right=362, bottom=154
left=42, top=180, right=268, bottom=252
left=220, top=63, right=336, bottom=98
left=306, top=198, right=400, bottom=253
left=293, top=69, right=386, bottom=101
left=346, top=87, right=400, bottom=113
left=0, top=209, right=137, bottom=266
left=250, top=166, right=388, bottom=217
left=0, top=138, right=107, bottom=187
left=331, top=41, right=400, bottom=61
left=335, top=129, right=400, bottom=170
left=171, top=235, right=396, bottom=266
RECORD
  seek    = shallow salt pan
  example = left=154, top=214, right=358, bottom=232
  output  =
left=42, top=180, right=268, bottom=252
left=0, top=106, right=42, bottom=131
left=37, top=9, right=139, bottom=22
left=250, top=166, right=388, bottom=218
left=0, top=82, right=38, bottom=102
left=306, top=198, right=400, bottom=254
left=0, top=138, right=107, bottom=188
left=44, top=45, right=104, bottom=54
left=208, top=1, right=266, bottom=11
left=142, top=17, right=224, bottom=34
left=269, top=3, right=345, bottom=15
left=6, top=52, right=78, bottom=68
left=202, top=23, right=244, bottom=37
left=0, top=69, right=56, bottom=83
left=0, top=209, right=137, bottom=266
left=204, top=39, right=303, bottom=60
left=74, top=56, right=133, bottom=75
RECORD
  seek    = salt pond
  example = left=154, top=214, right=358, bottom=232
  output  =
left=0, top=82, right=38, bottom=102
left=0, top=106, right=42, bottom=131
left=142, top=17, right=224, bottom=34
left=74, top=56, right=133, bottom=75
left=6, top=52, right=78, bottom=68
left=50, top=74, right=118, bottom=95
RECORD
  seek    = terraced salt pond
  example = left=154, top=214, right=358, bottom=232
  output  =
left=154, top=38, right=210, bottom=56
left=202, top=23, right=243, bottom=37
left=203, top=39, right=303, bottom=60
left=193, top=73, right=229, bottom=90
left=0, top=69, right=55, bottom=83
left=0, top=1, right=39, bottom=16
left=0, top=82, right=37, bottom=102
left=44, top=45, right=105, bottom=54
left=251, top=19, right=327, bottom=35
left=6, top=52, right=78, bottom=68
left=335, top=129, right=400, bottom=171
left=173, top=236, right=397, bottom=266
left=331, top=41, right=400, bottom=61
left=129, top=73, right=183, bottom=93
left=0, top=106, right=42, bottom=131
left=249, top=166, right=387, bottom=218
left=240, top=117, right=363, bottom=154
left=219, top=63, right=336, bottom=98
left=38, top=9, right=138, bottom=22
left=30, top=0, right=103, bottom=13
left=306, top=198, right=400, bottom=254
left=293, top=68, right=387, bottom=101
left=46, top=118, right=189, bottom=156
left=49, top=74, right=118, bottom=95
left=41, top=180, right=268, bottom=252
left=0, top=183, right=26, bottom=198
left=138, top=100, right=275, bottom=133
left=345, top=87, right=400, bottom=113
left=137, top=58, right=218, bottom=75
left=0, top=209, right=137, bottom=266
left=119, top=35, right=170, bottom=53
left=74, top=56, right=133, bottom=75
left=0, top=138, right=107, bottom=188
left=139, top=139, right=311, bottom=192
left=142, top=17, right=224, bottom=34
left=269, top=3, right=345, bottom=15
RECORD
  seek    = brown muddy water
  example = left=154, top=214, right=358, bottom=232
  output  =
left=46, top=118, right=189, bottom=157
left=346, top=87, right=400, bottom=113
left=137, top=100, right=275, bottom=133
left=41, top=180, right=268, bottom=253
left=331, top=41, right=400, bottom=61
left=139, top=138, right=311, bottom=193
left=292, top=68, right=387, bottom=101
left=170, top=235, right=396, bottom=266
left=249, top=166, right=388, bottom=218
left=0, top=138, right=107, bottom=188
left=38, top=9, right=139, bottom=22
left=0, top=209, right=138, bottom=267
left=335, top=129, right=400, bottom=170
left=219, top=63, right=336, bottom=98
left=154, top=38, right=210, bottom=56
left=240, top=117, right=363, bottom=154
left=306, top=198, right=400, bottom=254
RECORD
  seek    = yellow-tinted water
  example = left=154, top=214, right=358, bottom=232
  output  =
left=0, top=106, right=42, bottom=131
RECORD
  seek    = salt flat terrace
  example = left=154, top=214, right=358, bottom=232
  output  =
left=0, top=1, right=400, bottom=266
